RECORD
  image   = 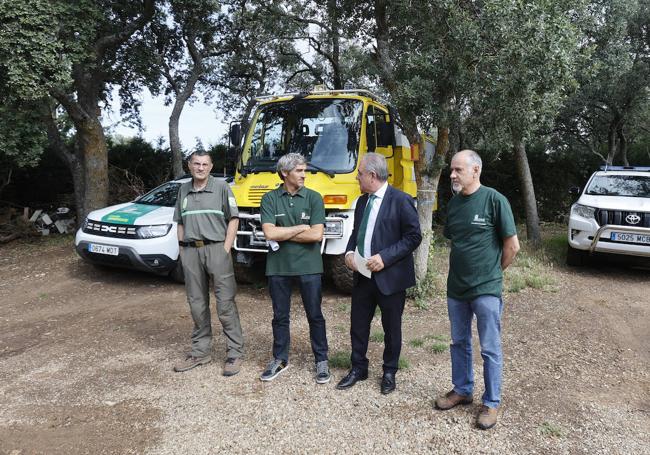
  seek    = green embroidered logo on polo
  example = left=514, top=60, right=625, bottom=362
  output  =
left=101, top=203, right=160, bottom=224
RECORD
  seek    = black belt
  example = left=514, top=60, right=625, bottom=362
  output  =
left=179, top=239, right=221, bottom=247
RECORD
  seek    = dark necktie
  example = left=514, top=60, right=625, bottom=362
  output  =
left=356, top=194, right=376, bottom=257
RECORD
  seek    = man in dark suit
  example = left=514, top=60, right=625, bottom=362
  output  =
left=336, top=153, right=422, bottom=394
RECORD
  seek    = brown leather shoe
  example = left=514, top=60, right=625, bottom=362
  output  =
left=434, top=390, right=473, bottom=410
left=173, top=354, right=212, bottom=372
left=223, top=357, right=242, bottom=377
left=476, top=405, right=498, bottom=430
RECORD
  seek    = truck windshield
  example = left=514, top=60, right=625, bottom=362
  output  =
left=242, top=98, right=363, bottom=174
left=586, top=174, right=650, bottom=198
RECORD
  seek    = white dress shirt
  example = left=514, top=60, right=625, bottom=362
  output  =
left=346, top=181, right=389, bottom=259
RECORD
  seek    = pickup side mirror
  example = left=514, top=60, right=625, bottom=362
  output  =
left=229, top=123, right=241, bottom=148
left=569, top=185, right=581, bottom=195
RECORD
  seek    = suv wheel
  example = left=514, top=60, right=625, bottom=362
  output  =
left=566, top=244, right=586, bottom=267
left=170, top=259, right=185, bottom=283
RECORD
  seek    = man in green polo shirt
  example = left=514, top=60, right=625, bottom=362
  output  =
left=172, top=150, right=244, bottom=376
left=435, top=149, right=520, bottom=430
left=259, top=153, right=330, bottom=384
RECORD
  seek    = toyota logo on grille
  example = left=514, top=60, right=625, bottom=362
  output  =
left=625, top=213, right=641, bottom=225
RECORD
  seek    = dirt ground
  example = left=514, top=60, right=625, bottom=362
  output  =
left=0, top=236, right=648, bottom=455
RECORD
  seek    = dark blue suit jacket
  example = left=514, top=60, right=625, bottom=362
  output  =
left=346, top=185, right=422, bottom=296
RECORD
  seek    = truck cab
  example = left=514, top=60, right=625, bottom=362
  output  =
left=230, top=88, right=417, bottom=292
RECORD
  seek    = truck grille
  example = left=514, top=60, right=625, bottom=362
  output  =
left=248, top=188, right=272, bottom=204
left=83, top=220, right=139, bottom=239
left=595, top=209, right=650, bottom=227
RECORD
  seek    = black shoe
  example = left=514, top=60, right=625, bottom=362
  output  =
left=380, top=372, right=396, bottom=395
left=336, top=369, right=368, bottom=390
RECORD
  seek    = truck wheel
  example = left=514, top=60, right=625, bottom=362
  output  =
left=329, top=254, right=353, bottom=294
left=169, top=259, right=185, bottom=283
left=566, top=244, right=585, bottom=267
left=234, top=262, right=265, bottom=285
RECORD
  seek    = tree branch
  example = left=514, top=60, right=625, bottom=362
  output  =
left=94, top=0, right=156, bottom=60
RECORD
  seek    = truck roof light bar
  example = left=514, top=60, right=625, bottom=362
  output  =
left=255, top=88, right=386, bottom=105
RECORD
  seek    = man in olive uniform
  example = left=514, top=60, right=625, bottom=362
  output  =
left=173, top=150, right=244, bottom=376
left=259, top=153, right=330, bottom=383
left=435, top=149, right=520, bottom=430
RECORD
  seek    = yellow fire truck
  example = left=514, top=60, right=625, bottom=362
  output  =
left=229, top=88, right=417, bottom=292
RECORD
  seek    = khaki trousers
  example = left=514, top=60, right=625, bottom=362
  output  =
left=180, top=242, right=243, bottom=358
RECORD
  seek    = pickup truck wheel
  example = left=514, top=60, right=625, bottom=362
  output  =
left=329, top=254, right=353, bottom=294
left=566, top=244, right=585, bottom=267
left=169, top=259, right=185, bottom=283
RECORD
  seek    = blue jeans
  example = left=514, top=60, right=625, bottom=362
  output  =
left=268, top=274, right=328, bottom=363
left=447, top=295, right=504, bottom=408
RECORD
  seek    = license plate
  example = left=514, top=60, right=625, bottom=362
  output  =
left=610, top=232, right=650, bottom=245
left=88, top=243, right=119, bottom=255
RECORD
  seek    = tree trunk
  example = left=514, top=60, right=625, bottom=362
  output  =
left=76, top=118, right=109, bottom=220
left=512, top=135, right=541, bottom=247
left=169, top=64, right=202, bottom=178
left=169, top=102, right=185, bottom=178
left=413, top=126, right=449, bottom=280
left=606, top=123, right=617, bottom=165
left=617, top=125, right=628, bottom=166
left=327, top=0, right=342, bottom=89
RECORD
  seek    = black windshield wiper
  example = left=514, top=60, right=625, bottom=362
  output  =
left=306, top=162, right=335, bottom=178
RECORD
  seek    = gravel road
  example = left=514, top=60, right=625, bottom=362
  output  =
left=0, top=238, right=648, bottom=454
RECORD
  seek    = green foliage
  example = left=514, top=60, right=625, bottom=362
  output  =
left=408, top=234, right=445, bottom=304
left=430, top=342, right=448, bottom=354
left=369, top=331, right=384, bottom=343
left=409, top=338, right=425, bottom=348
left=505, top=230, right=560, bottom=293
left=538, top=421, right=566, bottom=438
left=0, top=103, right=47, bottom=168
left=328, top=351, right=351, bottom=369
left=397, top=357, right=410, bottom=369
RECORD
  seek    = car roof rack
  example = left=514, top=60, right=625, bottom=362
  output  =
left=599, top=165, right=650, bottom=172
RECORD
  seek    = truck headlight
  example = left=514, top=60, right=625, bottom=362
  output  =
left=137, top=224, right=172, bottom=239
left=324, top=220, right=343, bottom=237
left=570, top=204, right=595, bottom=220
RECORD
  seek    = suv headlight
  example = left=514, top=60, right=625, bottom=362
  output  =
left=570, top=203, right=595, bottom=219
left=137, top=224, right=172, bottom=239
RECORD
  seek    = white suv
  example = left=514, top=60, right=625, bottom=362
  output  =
left=75, top=177, right=192, bottom=281
left=567, top=166, right=650, bottom=266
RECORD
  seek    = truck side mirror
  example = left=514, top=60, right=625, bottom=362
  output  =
left=569, top=186, right=580, bottom=195
left=229, top=123, right=241, bottom=148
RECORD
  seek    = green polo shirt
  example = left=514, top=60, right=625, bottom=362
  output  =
left=173, top=176, right=239, bottom=242
left=444, top=185, right=516, bottom=300
left=260, top=186, right=326, bottom=276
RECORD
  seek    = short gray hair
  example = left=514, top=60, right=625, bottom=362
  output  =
left=362, top=153, right=388, bottom=181
left=277, top=153, right=306, bottom=180
left=459, top=149, right=482, bottom=172
left=188, top=150, right=212, bottom=162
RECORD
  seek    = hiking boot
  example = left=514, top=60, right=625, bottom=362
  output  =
left=223, top=357, right=242, bottom=377
left=434, top=390, right=473, bottom=410
left=476, top=404, right=498, bottom=430
left=260, top=358, right=289, bottom=381
left=315, top=360, right=331, bottom=384
left=173, top=354, right=212, bottom=372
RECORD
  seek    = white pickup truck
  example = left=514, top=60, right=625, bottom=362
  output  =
left=567, top=166, right=650, bottom=266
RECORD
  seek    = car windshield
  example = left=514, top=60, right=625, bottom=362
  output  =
left=136, top=181, right=182, bottom=207
left=586, top=174, right=650, bottom=197
left=242, top=98, right=363, bottom=174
